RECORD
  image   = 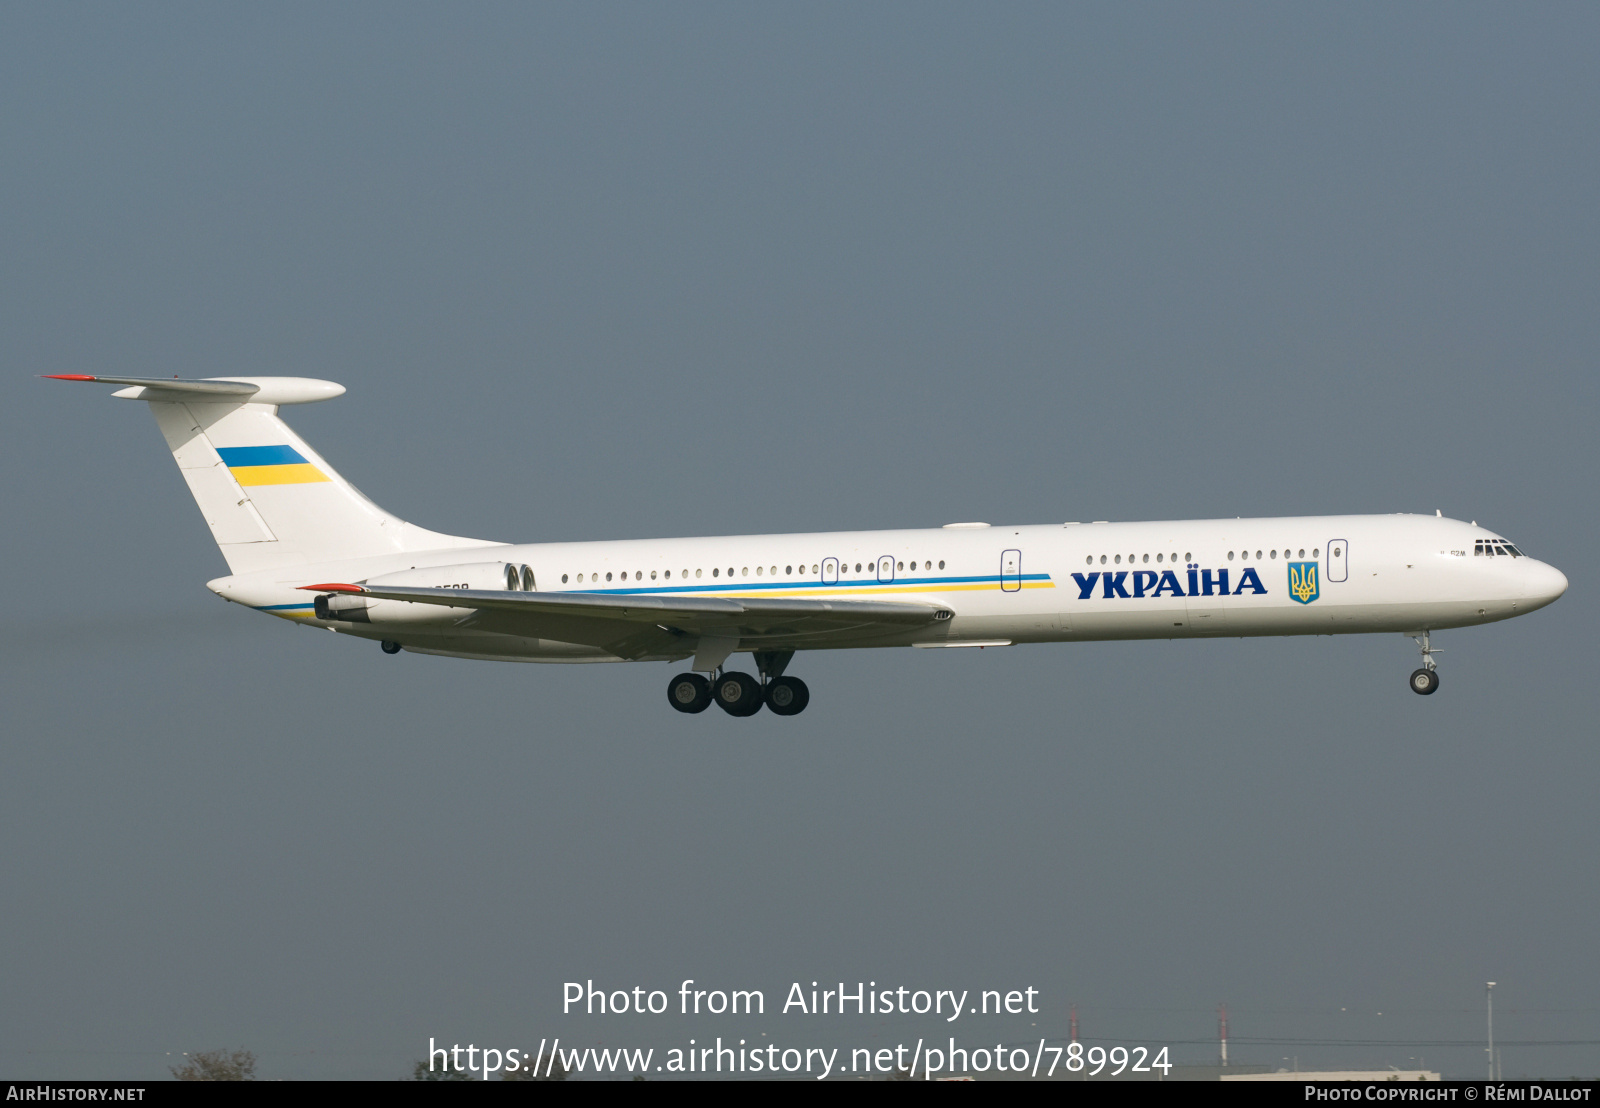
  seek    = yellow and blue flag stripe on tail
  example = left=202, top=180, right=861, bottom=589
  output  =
left=217, top=445, right=329, bottom=486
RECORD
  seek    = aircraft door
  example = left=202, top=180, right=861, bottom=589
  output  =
left=877, top=556, right=895, bottom=583
left=1326, top=540, right=1348, bottom=583
left=1001, top=548, right=1022, bottom=592
left=822, top=557, right=839, bottom=584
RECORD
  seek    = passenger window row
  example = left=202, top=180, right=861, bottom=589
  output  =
left=1084, top=547, right=1320, bottom=566
left=559, top=559, right=949, bottom=586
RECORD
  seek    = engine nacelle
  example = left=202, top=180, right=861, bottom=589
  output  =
left=313, top=560, right=535, bottom=625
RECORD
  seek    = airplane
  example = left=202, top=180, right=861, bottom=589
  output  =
left=47, top=374, right=1568, bottom=716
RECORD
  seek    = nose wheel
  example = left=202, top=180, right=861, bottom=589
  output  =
left=1408, top=631, right=1441, bottom=695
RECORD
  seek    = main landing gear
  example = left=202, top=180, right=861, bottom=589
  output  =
left=1408, top=631, right=1440, bottom=695
left=666, top=650, right=810, bottom=716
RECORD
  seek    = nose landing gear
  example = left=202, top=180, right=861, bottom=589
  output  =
left=1408, top=631, right=1440, bottom=695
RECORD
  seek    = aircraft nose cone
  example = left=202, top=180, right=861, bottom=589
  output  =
left=1524, top=561, right=1569, bottom=606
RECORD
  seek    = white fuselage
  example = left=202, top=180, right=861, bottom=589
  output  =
left=209, top=513, right=1568, bottom=663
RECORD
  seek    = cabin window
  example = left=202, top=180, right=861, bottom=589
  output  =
left=742, top=567, right=748, bottom=576
left=939, top=560, right=946, bottom=569
left=756, top=566, right=763, bottom=576
left=1099, top=555, right=1107, bottom=564
left=605, top=572, right=613, bottom=581
left=1313, top=549, right=1319, bottom=558
left=897, top=561, right=904, bottom=570
left=1271, top=550, right=1278, bottom=559
left=1256, top=550, right=1263, bottom=560
left=1114, top=554, right=1122, bottom=564
left=712, top=568, right=719, bottom=577
left=1184, top=552, right=1191, bottom=562
left=561, top=573, right=568, bottom=583
left=1298, top=549, right=1305, bottom=558
left=1227, top=551, right=1234, bottom=561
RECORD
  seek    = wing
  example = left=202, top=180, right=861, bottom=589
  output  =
left=303, top=583, right=953, bottom=659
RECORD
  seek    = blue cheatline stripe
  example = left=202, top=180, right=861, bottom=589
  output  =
left=573, top=573, right=1052, bottom=596
left=257, top=602, right=315, bottom=610
left=217, top=445, right=307, bottom=467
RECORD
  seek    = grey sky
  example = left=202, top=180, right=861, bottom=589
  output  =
left=2, top=3, right=1595, bottom=1080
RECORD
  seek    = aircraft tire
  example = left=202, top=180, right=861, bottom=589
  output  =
left=380, top=640, right=402, bottom=655
left=667, top=673, right=712, bottom=714
left=714, top=671, right=765, bottom=716
left=1409, top=668, right=1439, bottom=695
left=765, top=676, right=810, bottom=716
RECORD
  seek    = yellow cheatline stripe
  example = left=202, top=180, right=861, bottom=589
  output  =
left=230, top=463, right=330, bottom=486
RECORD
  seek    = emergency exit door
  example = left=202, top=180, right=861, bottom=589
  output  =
left=1326, top=540, right=1348, bottom=583
left=1001, top=549, right=1022, bottom=592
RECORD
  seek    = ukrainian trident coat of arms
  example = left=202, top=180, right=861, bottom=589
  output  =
left=1287, top=561, right=1320, bottom=604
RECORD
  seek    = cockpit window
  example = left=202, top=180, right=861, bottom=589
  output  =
left=1475, top=539, right=1523, bottom=558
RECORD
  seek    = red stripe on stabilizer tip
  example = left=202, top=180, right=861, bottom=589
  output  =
left=42, top=374, right=99, bottom=381
left=299, top=583, right=365, bottom=593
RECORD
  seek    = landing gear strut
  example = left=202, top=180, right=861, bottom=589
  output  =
left=380, top=640, right=402, bottom=655
left=1408, top=631, right=1440, bottom=695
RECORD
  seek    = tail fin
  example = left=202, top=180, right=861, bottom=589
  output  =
left=48, top=375, right=499, bottom=573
